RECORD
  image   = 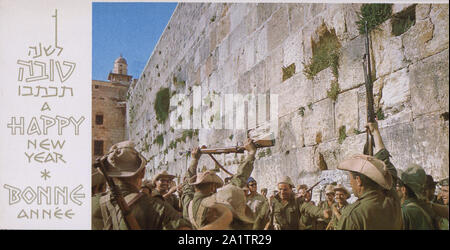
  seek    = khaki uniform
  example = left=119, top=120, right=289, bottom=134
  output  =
left=315, top=201, right=335, bottom=230
left=152, top=189, right=181, bottom=212
left=92, top=182, right=191, bottom=230
left=247, top=193, right=270, bottom=230
left=401, top=198, right=434, bottom=230
left=327, top=203, right=348, bottom=230
left=336, top=149, right=402, bottom=230
left=181, top=154, right=255, bottom=229
left=269, top=195, right=324, bottom=230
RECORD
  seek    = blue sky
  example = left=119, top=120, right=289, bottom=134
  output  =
left=93, top=2, right=177, bottom=81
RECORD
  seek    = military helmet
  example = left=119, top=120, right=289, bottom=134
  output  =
left=338, top=154, right=392, bottom=190
left=103, top=141, right=147, bottom=178
left=399, top=163, right=427, bottom=199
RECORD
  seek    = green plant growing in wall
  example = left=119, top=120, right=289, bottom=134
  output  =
left=154, top=88, right=170, bottom=124
left=282, top=63, right=296, bottom=82
left=258, top=150, right=266, bottom=158
left=338, top=126, right=347, bottom=144
left=154, top=134, right=164, bottom=147
left=303, top=27, right=341, bottom=80
left=356, top=3, right=393, bottom=34
left=190, top=106, right=193, bottom=116
left=353, top=128, right=363, bottom=135
left=178, top=115, right=183, bottom=123
left=173, top=76, right=186, bottom=87
left=376, top=108, right=385, bottom=120
left=298, top=106, right=305, bottom=117
left=327, top=80, right=341, bottom=102
left=229, top=134, right=234, bottom=140
left=210, top=15, right=216, bottom=22
left=169, top=140, right=177, bottom=150
left=307, top=102, right=313, bottom=110
left=143, top=141, right=150, bottom=152
left=266, top=148, right=272, bottom=156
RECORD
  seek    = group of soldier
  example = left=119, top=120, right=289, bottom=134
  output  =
left=91, top=121, right=449, bottom=230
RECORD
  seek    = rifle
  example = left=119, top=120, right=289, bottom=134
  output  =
left=307, top=178, right=325, bottom=193
left=93, top=156, right=141, bottom=230
left=362, top=20, right=376, bottom=156
left=181, top=138, right=275, bottom=176
left=197, top=139, right=275, bottom=154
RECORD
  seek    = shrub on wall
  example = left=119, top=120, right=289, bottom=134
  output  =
left=303, top=27, right=341, bottom=80
left=356, top=3, right=393, bottom=34
left=154, top=87, right=170, bottom=124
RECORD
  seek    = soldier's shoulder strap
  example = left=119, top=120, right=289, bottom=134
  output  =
left=99, top=192, right=144, bottom=230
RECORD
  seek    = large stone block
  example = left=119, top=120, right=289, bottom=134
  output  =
left=256, top=3, right=280, bottom=28
left=403, top=18, right=435, bottom=63
left=271, top=72, right=312, bottom=117
left=371, top=20, right=407, bottom=78
left=342, top=4, right=363, bottom=41
left=290, top=111, right=305, bottom=148
left=410, top=49, right=449, bottom=117
left=278, top=113, right=298, bottom=153
left=323, top=4, right=347, bottom=41
left=378, top=122, right=417, bottom=172
left=335, top=88, right=359, bottom=136
left=255, top=25, right=268, bottom=64
left=338, top=35, right=365, bottom=91
left=216, top=15, right=230, bottom=45
left=412, top=113, right=449, bottom=177
left=229, top=3, right=248, bottom=32
left=267, top=6, right=289, bottom=52
left=303, top=98, right=334, bottom=146
left=228, top=20, right=246, bottom=54
left=243, top=35, right=256, bottom=71
left=312, top=67, right=334, bottom=103
left=288, top=3, right=306, bottom=33
left=416, top=4, right=431, bottom=20
left=380, top=67, right=410, bottom=110
left=264, top=45, right=283, bottom=88
left=426, top=4, right=449, bottom=57
left=282, top=31, right=304, bottom=71
left=244, top=6, right=258, bottom=36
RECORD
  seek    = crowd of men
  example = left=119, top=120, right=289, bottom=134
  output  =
left=91, top=121, right=449, bottom=230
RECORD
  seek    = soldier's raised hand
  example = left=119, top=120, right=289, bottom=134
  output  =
left=191, top=147, right=201, bottom=160
left=244, top=138, right=257, bottom=156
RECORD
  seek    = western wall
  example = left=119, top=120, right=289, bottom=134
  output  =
left=126, top=3, right=449, bottom=196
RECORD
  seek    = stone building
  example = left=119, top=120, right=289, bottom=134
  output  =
left=127, top=3, right=449, bottom=197
left=92, top=55, right=132, bottom=163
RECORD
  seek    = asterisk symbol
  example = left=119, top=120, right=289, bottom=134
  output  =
left=41, top=169, right=51, bottom=180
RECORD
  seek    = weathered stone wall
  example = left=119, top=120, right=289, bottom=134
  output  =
left=127, top=3, right=449, bottom=196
